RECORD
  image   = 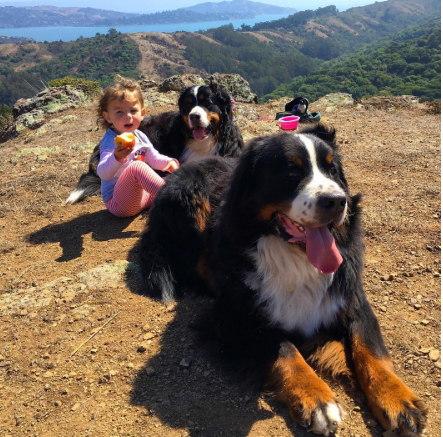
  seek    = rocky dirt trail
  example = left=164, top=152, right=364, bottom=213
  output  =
left=0, top=87, right=440, bottom=437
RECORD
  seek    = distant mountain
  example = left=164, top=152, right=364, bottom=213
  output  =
left=0, top=6, right=137, bottom=28
left=0, top=1, right=294, bottom=29
left=181, top=0, right=296, bottom=15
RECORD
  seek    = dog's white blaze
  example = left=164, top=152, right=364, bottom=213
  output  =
left=245, top=235, right=343, bottom=336
left=192, top=85, right=200, bottom=99
left=288, top=135, right=347, bottom=226
left=188, top=106, right=210, bottom=129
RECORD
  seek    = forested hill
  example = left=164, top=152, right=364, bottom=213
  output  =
left=246, top=0, right=440, bottom=57
left=263, top=19, right=441, bottom=102
left=0, top=31, right=141, bottom=107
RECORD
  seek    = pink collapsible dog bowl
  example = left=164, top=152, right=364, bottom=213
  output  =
left=279, top=116, right=300, bottom=131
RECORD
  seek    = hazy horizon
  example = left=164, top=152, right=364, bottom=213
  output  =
left=0, top=0, right=384, bottom=14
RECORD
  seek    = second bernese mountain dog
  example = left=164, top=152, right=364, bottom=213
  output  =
left=137, top=124, right=427, bottom=436
left=65, top=81, right=243, bottom=204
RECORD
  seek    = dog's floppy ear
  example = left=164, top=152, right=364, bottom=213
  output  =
left=300, top=123, right=337, bottom=148
left=226, top=137, right=264, bottom=208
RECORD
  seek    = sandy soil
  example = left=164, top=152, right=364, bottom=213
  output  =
left=0, top=97, right=440, bottom=437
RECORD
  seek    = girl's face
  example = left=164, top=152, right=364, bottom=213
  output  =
left=103, top=98, right=146, bottom=134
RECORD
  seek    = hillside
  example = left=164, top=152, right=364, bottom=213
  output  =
left=0, top=78, right=440, bottom=437
left=263, top=19, right=441, bottom=102
left=0, top=30, right=141, bottom=107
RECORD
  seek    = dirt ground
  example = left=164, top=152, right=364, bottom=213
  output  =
left=0, top=97, right=440, bottom=437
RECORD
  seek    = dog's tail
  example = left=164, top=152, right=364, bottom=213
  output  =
left=137, top=225, right=177, bottom=301
left=65, top=145, right=101, bottom=205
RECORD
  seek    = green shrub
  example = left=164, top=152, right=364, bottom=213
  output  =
left=0, top=103, right=13, bottom=131
left=48, top=77, right=102, bottom=97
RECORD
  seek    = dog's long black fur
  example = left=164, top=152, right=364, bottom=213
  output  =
left=137, top=124, right=427, bottom=436
left=65, top=81, right=243, bottom=204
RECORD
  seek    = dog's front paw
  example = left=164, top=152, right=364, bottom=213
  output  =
left=289, top=397, right=343, bottom=436
left=368, top=372, right=427, bottom=436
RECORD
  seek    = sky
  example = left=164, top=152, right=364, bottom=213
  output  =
left=0, top=0, right=381, bottom=13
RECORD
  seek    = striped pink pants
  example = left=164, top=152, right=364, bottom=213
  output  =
left=105, top=160, right=165, bottom=217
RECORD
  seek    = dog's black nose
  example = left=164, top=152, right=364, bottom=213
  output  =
left=190, top=113, right=200, bottom=122
left=318, top=194, right=347, bottom=213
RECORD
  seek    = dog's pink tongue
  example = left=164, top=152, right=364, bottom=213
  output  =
left=193, top=127, right=205, bottom=140
left=305, top=226, right=342, bottom=274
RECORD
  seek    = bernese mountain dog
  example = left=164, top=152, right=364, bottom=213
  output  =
left=137, top=124, right=427, bottom=436
left=65, top=81, right=243, bottom=204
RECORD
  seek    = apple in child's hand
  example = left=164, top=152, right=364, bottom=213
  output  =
left=114, top=133, right=135, bottom=149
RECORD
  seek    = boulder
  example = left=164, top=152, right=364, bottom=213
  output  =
left=206, top=73, right=258, bottom=104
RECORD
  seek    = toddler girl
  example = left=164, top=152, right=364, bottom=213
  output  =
left=96, top=75, right=178, bottom=217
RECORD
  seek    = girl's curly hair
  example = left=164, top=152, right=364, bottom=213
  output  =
left=97, top=75, right=144, bottom=129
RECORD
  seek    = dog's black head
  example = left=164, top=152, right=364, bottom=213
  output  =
left=226, top=124, right=352, bottom=274
left=178, top=81, right=233, bottom=143
left=292, top=97, right=309, bottom=114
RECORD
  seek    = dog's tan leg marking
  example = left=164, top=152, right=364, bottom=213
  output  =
left=352, top=334, right=427, bottom=435
left=268, top=342, right=343, bottom=435
left=192, top=195, right=211, bottom=232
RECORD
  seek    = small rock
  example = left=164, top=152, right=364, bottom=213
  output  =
left=142, top=324, right=150, bottom=332
left=380, top=306, right=387, bottom=312
left=179, top=358, right=192, bottom=368
left=429, top=350, right=440, bottom=361
left=413, top=304, right=422, bottom=310
left=137, top=345, right=147, bottom=353
left=43, top=371, right=53, bottom=378
left=143, top=333, right=156, bottom=340
left=44, top=384, right=50, bottom=391
left=366, top=418, right=377, bottom=427
left=0, top=361, right=11, bottom=368
left=90, top=348, right=98, bottom=354
left=434, top=361, right=441, bottom=369
left=71, top=402, right=81, bottom=412
left=421, top=320, right=430, bottom=326
left=145, top=367, right=156, bottom=376
left=54, top=400, right=61, bottom=407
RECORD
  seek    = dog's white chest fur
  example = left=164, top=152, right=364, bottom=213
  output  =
left=180, top=137, right=219, bottom=164
left=245, top=235, right=343, bottom=337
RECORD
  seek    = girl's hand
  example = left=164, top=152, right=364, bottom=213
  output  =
left=163, top=160, right=179, bottom=173
left=114, top=145, right=134, bottom=163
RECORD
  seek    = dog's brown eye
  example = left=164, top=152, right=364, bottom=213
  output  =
left=330, top=167, right=338, bottom=176
left=288, top=172, right=298, bottom=178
